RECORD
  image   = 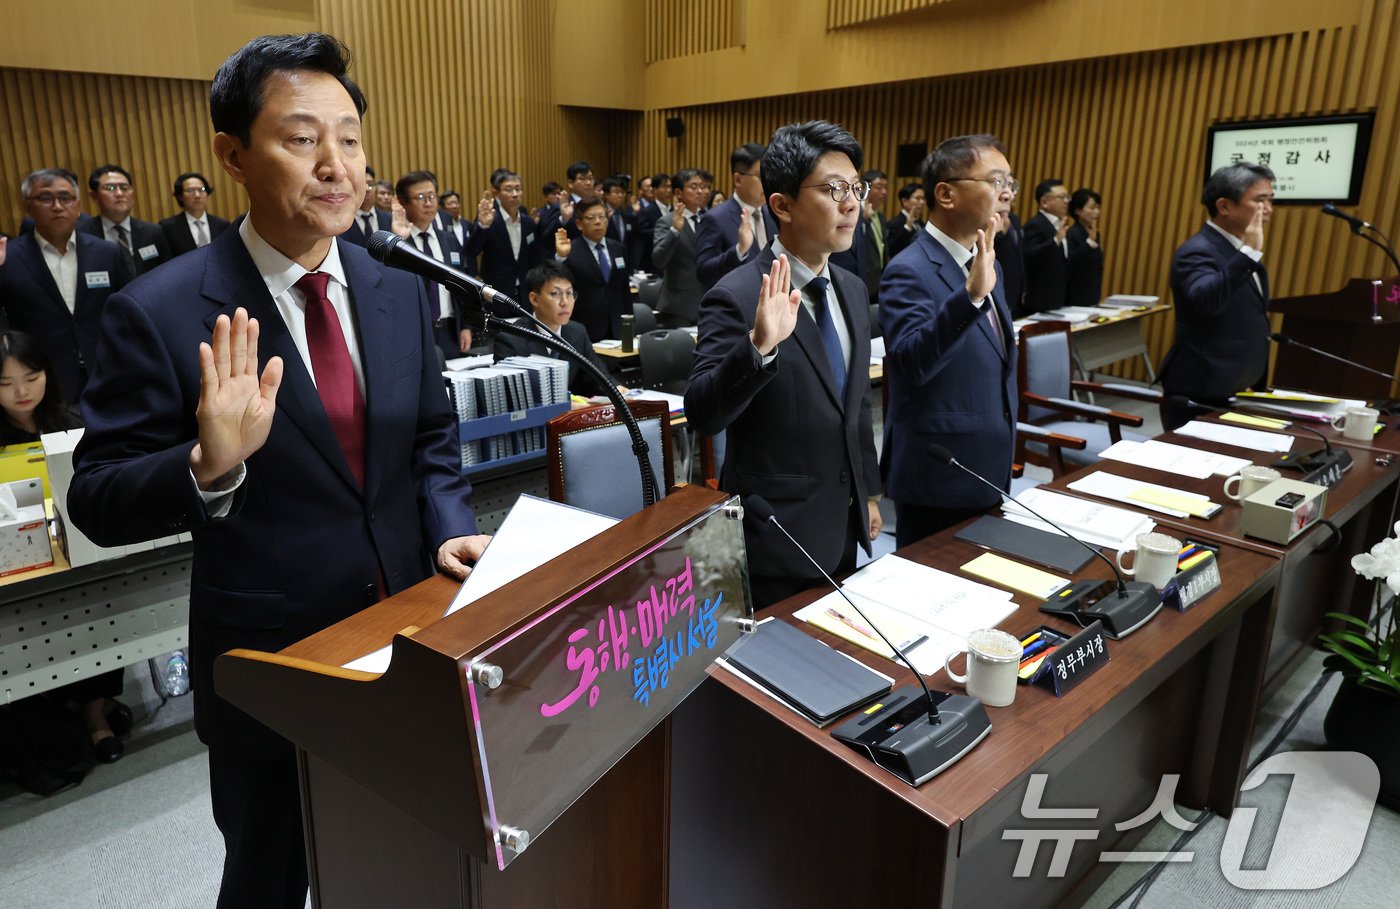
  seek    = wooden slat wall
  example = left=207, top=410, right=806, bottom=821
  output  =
left=621, top=0, right=1400, bottom=380
left=645, top=0, right=738, bottom=63
left=827, top=0, right=958, bottom=31
left=0, top=68, right=241, bottom=232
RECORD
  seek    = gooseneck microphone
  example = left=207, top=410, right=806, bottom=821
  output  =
left=745, top=495, right=938, bottom=721
left=1269, top=332, right=1399, bottom=384
left=1318, top=205, right=1400, bottom=276
left=927, top=444, right=1162, bottom=638
left=367, top=229, right=662, bottom=506
left=1320, top=203, right=1371, bottom=233
left=744, top=495, right=992, bottom=786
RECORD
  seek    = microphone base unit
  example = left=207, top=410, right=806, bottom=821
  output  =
left=1272, top=447, right=1353, bottom=489
left=1370, top=398, right=1400, bottom=417
left=1041, top=579, right=1163, bottom=639
left=831, top=687, right=991, bottom=787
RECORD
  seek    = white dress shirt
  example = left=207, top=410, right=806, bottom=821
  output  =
left=185, top=212, right=212, bottom=247
left=410, top=224, right=456, bottom=321
left=36, top=232, right=79, bottom=313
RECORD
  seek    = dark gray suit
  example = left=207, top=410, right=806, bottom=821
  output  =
left=653, top=210, right=705, bottom=328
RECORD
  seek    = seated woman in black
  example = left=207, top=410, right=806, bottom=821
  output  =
left=0, top=330, right=131, bottom=763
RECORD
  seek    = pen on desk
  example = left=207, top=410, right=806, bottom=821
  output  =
left=1177, top=545, right=1202, bottom=563
left=1020, top=631, right=1042, bottom=648
left=1020, top=639, right=1052, bottom=661
left=1020, top=644, right=1055, bottom=669
left=825, top=607, right=876, bottom=640
left=1178, top=551, right=1212, bottom=573
left=1019, top=654, right=1050, bottom=678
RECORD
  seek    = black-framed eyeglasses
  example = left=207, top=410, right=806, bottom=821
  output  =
left=99, top=183, right=133, bottom=194
left=800, top=179, right=871, bottom=203
left=946, top=175, right=1019, bottom=194
left=27, top=193, right=78, bottom=206
left=181, top=186, right=210, bottom=195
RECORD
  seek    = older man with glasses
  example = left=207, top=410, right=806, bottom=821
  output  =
left=80, top=164, right=173, bottom=275
left=161, top=171, right=233, bottom=256
left=0, top=167, right=134, bottom=401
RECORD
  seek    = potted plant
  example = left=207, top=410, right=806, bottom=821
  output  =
left=1320, top=521, right=1400, bottom=807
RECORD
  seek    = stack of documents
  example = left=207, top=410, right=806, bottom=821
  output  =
left=1098, top=439, right=1252, bottom=479
left=1002, top=487, right=1155, bottom=551
left=1103, top=294, right=1160, bottom=308
left=793, top=555, right=1018, bottom=675
left=1233, top=388, right=1363, bottom=424
left=1067, top=471, right=1221, bottom=519
left=1175, top=420, right=1294, bottom=454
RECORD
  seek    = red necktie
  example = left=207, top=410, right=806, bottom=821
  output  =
left=294, top=271, right=366, bottom=487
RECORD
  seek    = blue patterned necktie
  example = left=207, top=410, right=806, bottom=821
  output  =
left=595, top=240, right=611, bottom=281
left=807, top=276, right=847, bottom=400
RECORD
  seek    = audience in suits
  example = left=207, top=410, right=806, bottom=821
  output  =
left=66, top=36, right=486, bottom=906
left=861, top=168, right=890, bottom=300
left=995, top=207, right=1028, bottom=318
left=493, top=262, right=617, bottom=397
left=601, top=177, right=640, bottom=272
left=880, top=135, right=1018, bottom=546
left=466, top=168, right=536, bottom=312
left=696, top=142, right=776, bottom=290
left=885, top=182, right=925, bottom=261
left=160, top=172, right=232, bottom=256
left=1022, top=177, right=1071, bottom=314
left=553, top=197, right=631, bottom=341
left=342, top=166, right=392, bottom=246
left=0, top=167, right=134, bottom=403
left=534, top=180, right=563, bottom=222
left=652, top=167, right=712, bottom=328
left=1066, top=187, right=1104, bottom=307
left=686, top=120, right=881, bottom=608
left=372, top=179, right=395, bottom=214
left=397, top=169, right=473, bottom=361
left=80, top=164, right=172, bottom=275
left=1159, top=163, right=1274, bottom=429
left=635, top=173, right=671, bottom=274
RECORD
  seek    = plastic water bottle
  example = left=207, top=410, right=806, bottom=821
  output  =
left=164, top=651, right=190, bottom=697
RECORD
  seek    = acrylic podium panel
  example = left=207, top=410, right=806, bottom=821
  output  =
left=467, top=495, right=750, bottom=869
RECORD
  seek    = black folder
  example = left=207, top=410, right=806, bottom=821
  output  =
left=955, top=515, right=1096, bottom=574
left=724, top=619, right=891, bottom=725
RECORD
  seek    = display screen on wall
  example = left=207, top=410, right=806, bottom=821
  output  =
left=1205, top=114, right=1375, bottom=205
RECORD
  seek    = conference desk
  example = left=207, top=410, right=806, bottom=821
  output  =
left=670, top=529, right=1280, bottom=909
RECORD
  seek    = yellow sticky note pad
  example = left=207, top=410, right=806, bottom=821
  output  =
left=960, top=552, right=1069, bottom=598
left=1129, top=486, right=1219, bottom=518
left=1237, top=391, right=1342, bottom=404
left=1220, top=411, right=1290, bottom=429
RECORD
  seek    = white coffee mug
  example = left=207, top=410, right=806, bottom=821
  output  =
left=1224, top=465, right=1282, bottom=502
left=1332, top=406, right=1380, bottom=442
left=1115, top=531, right=1182, bottom=590
left=945, top=628, right=1022, bottom=708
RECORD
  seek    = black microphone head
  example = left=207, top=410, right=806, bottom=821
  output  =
left=927, top=444, right=956, bottom=466
left=1321, top=203, right=1339, bottom=216
left=1270, top=332, right=1291, bottom=344
left=366, top=230, right=401, bottom=263
left=745, top=495, right=777, bottom=524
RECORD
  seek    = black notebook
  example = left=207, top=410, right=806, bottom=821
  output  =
left=955, top=514, right=1096, bottom=574
left=724, top=619, right=891, bottom=725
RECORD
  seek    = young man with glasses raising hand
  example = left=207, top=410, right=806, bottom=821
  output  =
left=686, top=120, right=883, bottom=609
left=0, top=167, right=133, bottom=402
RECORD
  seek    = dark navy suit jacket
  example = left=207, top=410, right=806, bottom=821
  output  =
left=880, top=228, right=1017, bottom=509
left=78, top=216, right=173, bottom=275
left=339, top=208, right=393, bottom=247
left=1022, top=211, right=1069, bottom=313
left=66, top=229, right=477, bottom=758
left=686, top=247, right=880, bottom=583
left=0, top=230, right=134, bottom=403
left=694, top=196, right=779, bottom=290
left=1159, top=224, right=1270, bottom=402
left=464, top=203, right=537, bottom=313
left=562, top=236, right=631, bottom=341
left=160, top=211, right=233, bottom=257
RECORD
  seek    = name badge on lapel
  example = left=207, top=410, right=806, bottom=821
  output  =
left=137, top=244, right=159, bottom=261
left=84, top=271, right=111, bottom=289
left=614, top=257, right=626, bottom=270
left=525, top=232, right=535, bottom=245
left=449, top=252, right=461, bottom=266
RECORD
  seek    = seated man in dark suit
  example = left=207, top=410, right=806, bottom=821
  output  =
left=695, top=142, right=775, bottom=290
left=880, top=135, right=1018, bottom=546
left=552, top=197, right=630, bottom=342
left=65, top=34, right=486, bottom=906
left=1159, top=163, right=1274, bottom=430
left=396, top=169, right=473, bottom=361
left=652, top=168, right=711, bottom=329
left=81, top=164, right=172, bottom=275
left=160, top=172, right=232, bottom=255
left=885, top=181, right=925, bottom=261
left=466, top=168, right=536, bottom=312
left=1022, top=178, right=1071, bottom=314
left=493, top=262, right=619, bottom=397
left=341, top=165, right=391, bottom=246
left=0, top=167, right=134, bottom=403
left=686, top=120, right=882, bottom=608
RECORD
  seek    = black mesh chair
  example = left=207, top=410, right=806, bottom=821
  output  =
left=637, top=328, right=696, bottom=395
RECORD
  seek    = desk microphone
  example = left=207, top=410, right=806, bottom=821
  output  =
left=1318, top=205, right=1400, bottom=277
left=928, top=444, right=1162, bottom=638
left=1320, top=203, right=1372, bottom=233
left=1268, top=416, right=1354, bottom=488
left=1269, top=332, right=1400, bottom=386
left=744, top=495, right=991, bottom=786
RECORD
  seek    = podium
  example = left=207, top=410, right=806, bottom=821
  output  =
left=215, top=486, right=750, bottom=908
left=1270, top=275, right=1400, bottom=397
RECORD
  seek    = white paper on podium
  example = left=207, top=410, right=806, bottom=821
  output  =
left=1099, top=439, right=1252, bottom=479
left=341, top=495, right=617, bottom=673
left=1176, top=420, right=1294, bottom=453
left=1067, top=471, right=1217, bottom=519
left=1001, top=487, right=1156, bottom=551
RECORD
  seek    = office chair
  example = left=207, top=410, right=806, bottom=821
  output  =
left=637, top=277, right=663, bottom=309
left=632, top=302, right=658, bottom=334
left=637, top=328, right=695, bottom=394
left=546, top=400, right=674, bottom=519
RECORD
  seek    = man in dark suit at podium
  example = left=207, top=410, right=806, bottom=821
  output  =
left=1159, top=162, right=1274, bottom=429
left=686, top=120, right=881, bottom=608
left=66, top=34, right=486, bottom=908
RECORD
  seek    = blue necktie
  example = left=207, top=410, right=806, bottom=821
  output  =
left=417, top=232, right=441, bottom=311
left=595, top=241, right=611, bottom=281
left=807, top=276, right=846, bottom=400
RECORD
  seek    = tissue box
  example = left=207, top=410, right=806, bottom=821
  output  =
left=0, top=477, right=54, bottom=576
